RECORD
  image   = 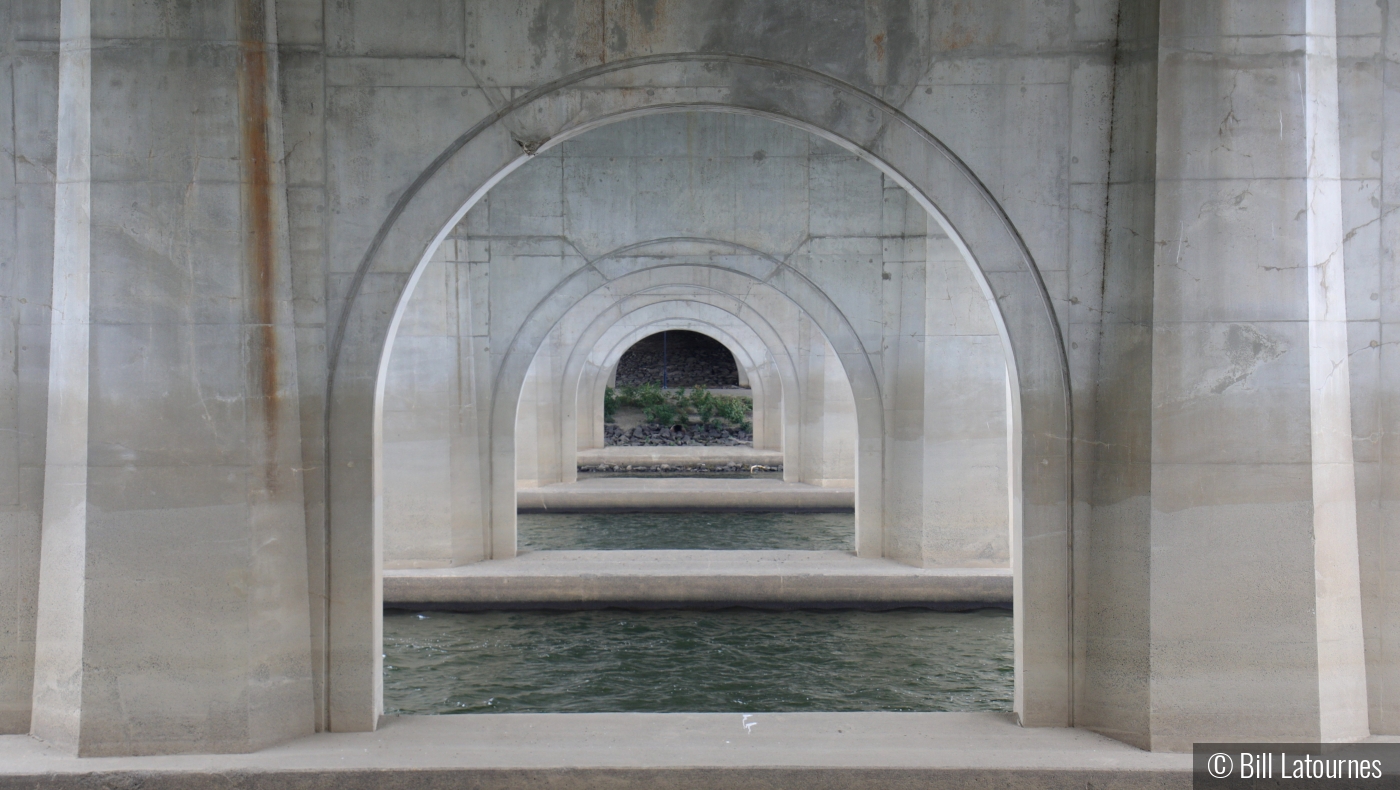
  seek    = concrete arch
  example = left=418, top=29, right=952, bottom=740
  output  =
left=557, top=238, right=806, bottom=466
left=518, top=309, right=780, bottom=486
left=565, top=305, right=792, bottom=474
left=329, top=55, right=1071, bottom=731
left=520, top=302, right=784, bottom=487
left=490, top=263, right=881, bottom=562
left=580, top=311, right=785, bottom=456
left=515, top=260, right=810, bottom=486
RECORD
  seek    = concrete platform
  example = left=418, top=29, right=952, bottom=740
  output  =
left=384, top=549, right=1011, bottom=610
left=0, top=712, right=1194, bottom=788
left=518, top=477, right=852, bottom=512
left=578, top=445, right=783, bottom=468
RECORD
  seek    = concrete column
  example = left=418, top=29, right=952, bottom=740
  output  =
left=1337, top=0, right=1400, bottom=737
left=382, top=245, right=490, bottom=569
left=919, top=236, right=1010, bottom=568
left=1078, top=0, right=1160, bottom=748
left=795, top=315, right=856, bottom=488
left=451, top=251, right=492, bottom=566
left=29, top=0, right=314, bottom=755
left=1146, top=0, right=1368, bottom=747
left=751, top=363, right=784, bottom=452
left=381, top=249, right=456, bottom=567
left=880, top=246, right=927, bottom=566
left=0, top=0, right=56, bottom=734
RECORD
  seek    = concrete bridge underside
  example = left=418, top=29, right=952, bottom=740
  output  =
left=0, top=0, right=1396, bottom=773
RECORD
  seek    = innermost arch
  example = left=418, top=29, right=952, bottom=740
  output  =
left=614, top=330, right=740, bottom=389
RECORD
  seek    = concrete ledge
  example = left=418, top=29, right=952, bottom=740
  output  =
left=384, top=550, right=1011, bottom=610
left=518, top=478, right=852, bottom=512
left=0, top=712, right=1193, bottom=789
left=578, top=445, right=783, bottom=468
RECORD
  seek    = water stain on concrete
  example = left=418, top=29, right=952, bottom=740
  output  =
left=237, top=0, right=280, bottom=488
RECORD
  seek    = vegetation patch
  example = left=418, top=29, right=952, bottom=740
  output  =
left=605, top=384, right=752, bottom=433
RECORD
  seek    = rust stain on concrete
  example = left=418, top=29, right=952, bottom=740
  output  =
left=237, top=0, right=280, bottom=489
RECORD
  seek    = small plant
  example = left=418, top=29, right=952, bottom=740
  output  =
left=603, top=387, right=618, bottom=423
left=609, top=383, right=751, bottom=431
left=642, top=398, right=683, bottom=427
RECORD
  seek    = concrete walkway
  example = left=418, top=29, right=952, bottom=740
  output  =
left=577, top=445, right=783, bottom=468
left=0, top=712, right=1194, bottom=788
left=384, top=550, right=1010, bottom=610
left=518, top=477, right=852, bottom=511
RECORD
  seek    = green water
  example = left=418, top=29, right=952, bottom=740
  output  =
left=518, top=511, right=854, bottom=551
left=388, top=511, right=1010, bottom=714
left=383, top=608, right=1013, bottom=715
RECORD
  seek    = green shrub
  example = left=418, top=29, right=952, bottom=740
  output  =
left=608, top=383, right=752, bottom=431
left=603, top=387, right=618, bottom=423
left=642, top=399, right=683, bottom=426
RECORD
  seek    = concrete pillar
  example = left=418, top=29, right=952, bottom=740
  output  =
left=1078, top=0, right=1160, bottom=748
left=1335, top=0, right=1400, bottom=737
left=880, top=242, right=928, bottom=566
left=918, top=236, right=1010, bottom=567
left=382, top=244, right=490, bottom=569
left=381, top=248, right=456, bottom=566
left=1145, top=0, right=1367, bottom=747
left=0, top=0, right=55, bottom=734
left=795, top=315, right=857, bottom=488
left=28, top=0, right=314, bottom=755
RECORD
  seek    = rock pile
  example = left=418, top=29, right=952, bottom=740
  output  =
left=578, top=462, right=782, bottom=474
left=604, top=422, right=752, bottom=447
left=614, top=330, right=740, bottom=388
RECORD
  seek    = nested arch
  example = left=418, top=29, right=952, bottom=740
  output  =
left=529, top=261, right=811, bottom=480
left=580, top=310, right=788, bottom=457
left=329, top=54, right=1071, bottom=733
left=517, top=300, right=785, bottom=487
left=488, top=263, right=884, bottom=562
left=579, top=316, right=775, bottom=442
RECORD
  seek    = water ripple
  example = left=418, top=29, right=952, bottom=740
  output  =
left=518, top=511, right=854, bottom=551
left=384, top=608, right=1013, bottom=715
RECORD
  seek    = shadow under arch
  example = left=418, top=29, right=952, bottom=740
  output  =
left=328, top=53, right=1072, bottom=734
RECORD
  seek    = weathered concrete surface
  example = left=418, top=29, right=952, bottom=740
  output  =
left=384, top=549, right=1009, bottom=610
left=2, top=0, right=1396, bottom=760
left=516, top=478, right=853, bottom=512
left=0, top=0, right=54, bottom=737
left=22, top=0, right=315, bottom=757
left=1139, top=0, right=1369, bottom=750
left=0, top=712, right=1193, bottom=789
left=575, top=446, right=783, bottom=469
left=1334, top=0, right=1400, bottom=739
